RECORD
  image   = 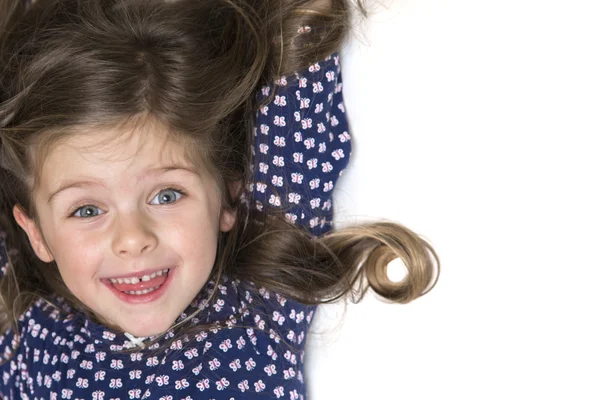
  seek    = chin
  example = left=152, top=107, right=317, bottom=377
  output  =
left=123, top=318, right=176, bottom=338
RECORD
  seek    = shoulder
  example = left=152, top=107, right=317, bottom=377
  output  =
left=229, top=281, right=316, bottom=381
left=0, top=297, right=76, bottom=367
left=186, top=280, right=314, bottom=397
left=206, top=278, right=315, bottom=351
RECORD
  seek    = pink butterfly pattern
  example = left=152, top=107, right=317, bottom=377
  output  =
left=250, top=53, right=351, bottom=236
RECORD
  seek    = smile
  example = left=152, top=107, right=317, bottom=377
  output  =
left=102, top=267, right=175, bottom=304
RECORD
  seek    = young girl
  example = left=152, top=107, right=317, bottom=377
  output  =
left=0, top=0, right=439, bottom=398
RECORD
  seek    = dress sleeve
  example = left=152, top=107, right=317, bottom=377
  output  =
left=249, top=53, right=352, bottom=236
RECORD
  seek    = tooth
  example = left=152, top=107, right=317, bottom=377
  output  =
left=122, top=284, right=162, bottom=296
left=150, top=272, right=157, bottom=279
left=117, top=278, right=124, bottom=284
left=141, top=275, right=150, bottom=282
left=110, top=278, right=117, bottom=284
left=130, top=277, right=140, bottom=284
left=124, top=278, right=131, bottom=284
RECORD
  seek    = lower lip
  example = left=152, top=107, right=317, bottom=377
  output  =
left=103, top=268, right=175, bottom=304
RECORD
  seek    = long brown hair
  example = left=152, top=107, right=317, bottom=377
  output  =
left=0, top=0, right=439, bottom=356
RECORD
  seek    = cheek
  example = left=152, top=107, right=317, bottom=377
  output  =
left=161, top=202, right=221, bottom=278
left=166, top=213, right=220, bottom=259
left=49, top=229, right=106, bottom=285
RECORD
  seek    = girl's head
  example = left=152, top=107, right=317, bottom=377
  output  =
left=0, top=0, right=277, bottom=336
left=12, top=119, right=237, bottom=337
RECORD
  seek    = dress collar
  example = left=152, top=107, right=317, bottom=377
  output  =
left=47, top=277, right=234, bottom=352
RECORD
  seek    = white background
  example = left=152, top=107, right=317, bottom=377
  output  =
left=305, top=0, right=600, bottom=398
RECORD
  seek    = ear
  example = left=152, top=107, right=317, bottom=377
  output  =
left=219, top=180, right=241, bottom=232
left=12, top=204, right=55, bottom=263
left=219, top=208, right=236, bottom=232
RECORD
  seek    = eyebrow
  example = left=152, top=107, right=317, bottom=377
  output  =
left=47, top=165, right=196, bottom=205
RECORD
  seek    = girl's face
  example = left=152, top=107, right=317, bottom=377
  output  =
left=13, top=125, right=235, bottom=337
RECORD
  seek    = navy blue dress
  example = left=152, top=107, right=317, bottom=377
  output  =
left=0, top=53, right=351, bottom=399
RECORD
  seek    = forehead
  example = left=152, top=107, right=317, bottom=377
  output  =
left=37, top=122, right=197, bottom=188
left=55, top=124, right=179, bottom=163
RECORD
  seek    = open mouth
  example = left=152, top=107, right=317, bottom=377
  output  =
left=103, top=267, right=174, bottom=303
left=108, top=268, right=170, bottom=295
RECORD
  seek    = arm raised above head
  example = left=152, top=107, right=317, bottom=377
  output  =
left=250, top=53, right=349, bottom=236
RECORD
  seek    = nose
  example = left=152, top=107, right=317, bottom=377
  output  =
left=111, top=211, right=158, bottom=257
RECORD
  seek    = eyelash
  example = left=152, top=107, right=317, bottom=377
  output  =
left=69, top=187, right=188, bottom=218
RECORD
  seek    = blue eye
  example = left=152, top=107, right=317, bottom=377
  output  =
left=150, top=188, right=184, bottom=205
left=72, top=205, right=104, bottom=218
